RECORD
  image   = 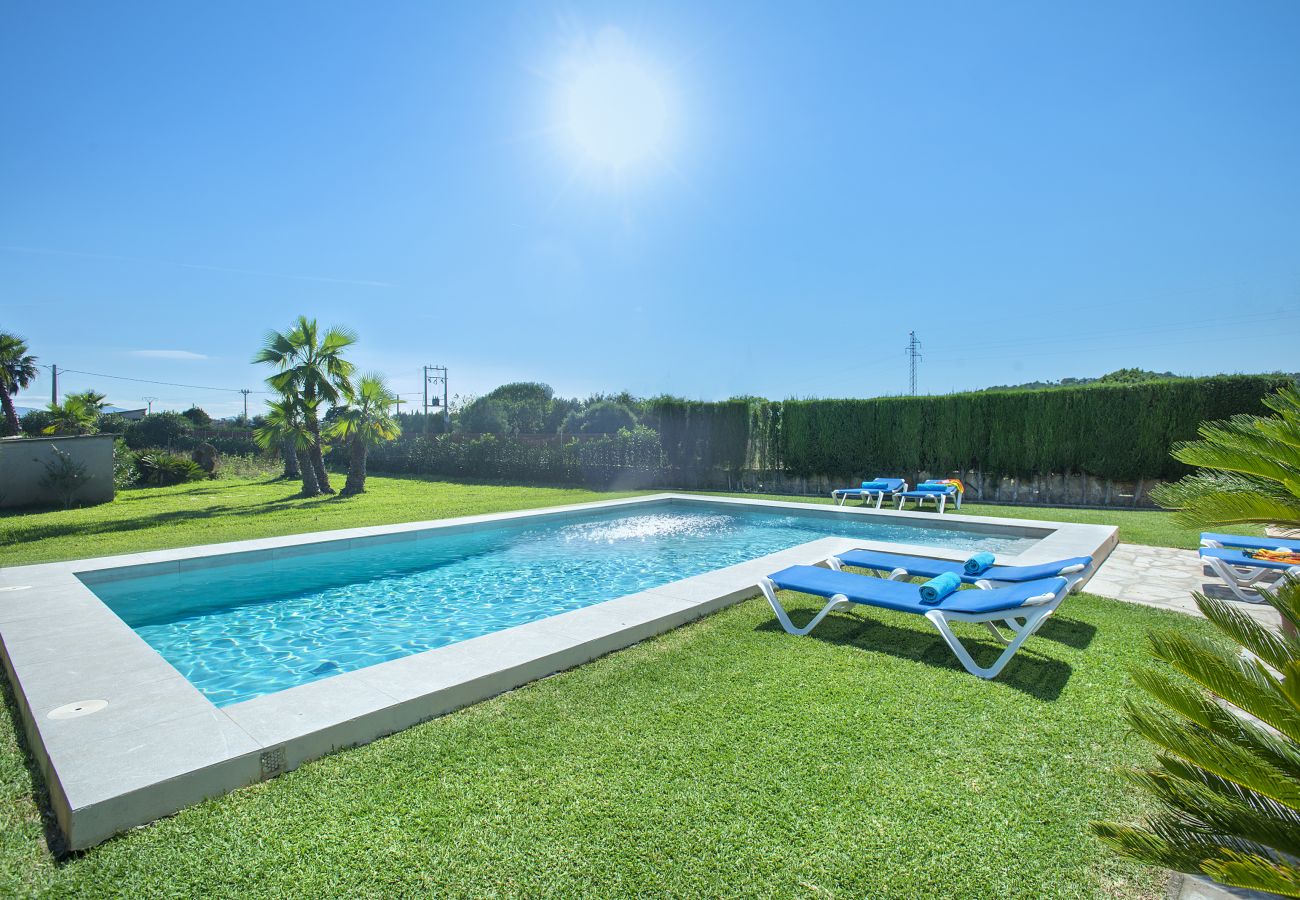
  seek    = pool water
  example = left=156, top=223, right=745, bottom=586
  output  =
left=83, top=501, right=1036, bottom=706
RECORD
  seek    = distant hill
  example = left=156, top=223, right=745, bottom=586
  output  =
left=980, top=368, right=1186, bottom=392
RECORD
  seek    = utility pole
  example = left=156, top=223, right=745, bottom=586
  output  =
left=904, top=331, right=922, bottom=396
left=239, top=388, right=251, bottom=422
left=50, top=364, right=58, bottom=405
left=143, top=396, right=158, bottom=414
left=424, top=365, right=449, bottom=432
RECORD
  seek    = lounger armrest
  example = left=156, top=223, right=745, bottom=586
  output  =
left=1020, top=592, right=1058, bottom=607
left=1058, top=564, right=1087, bottom=575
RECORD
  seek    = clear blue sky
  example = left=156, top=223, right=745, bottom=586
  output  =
left=3, top=1, right=1298, bottom=417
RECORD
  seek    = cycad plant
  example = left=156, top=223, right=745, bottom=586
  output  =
left=327, top=374, right=400, bottom=496
left=0, top=332, right=39, bottom=436
left=254, top=394, right=321, bottom=497
left=1092, top=579, right=1300, bottom=897
left=253, top=316, right=356, bottom=494
left=1151, top=386, right=1300, bottom=530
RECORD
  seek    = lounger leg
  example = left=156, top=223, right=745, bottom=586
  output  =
left=758, top=579, right=850, bottom=636
left=1205, top=557, right=1270, bottom=604
left=937, top=496, right=946, bottom=514
left=924, top=609, right=1047, bottom=679
left=875, top=492, right=884, bottom=510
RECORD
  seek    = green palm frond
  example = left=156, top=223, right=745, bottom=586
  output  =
left=1146, top=631, right=1300, bottom=743
left=1192, top=593, right=1300, bottom=673
left=1153, top=385, right=1300, bottom=528
left=1204, top=849, right=1300, bottom=897
left=1094, top=576, right=1300, bottom=896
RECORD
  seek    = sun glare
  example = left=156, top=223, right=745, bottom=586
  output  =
left=554, top=28, right=674, bottom=175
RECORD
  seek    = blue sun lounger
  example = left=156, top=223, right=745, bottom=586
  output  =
left=830, top=477, right=908, bottom=508
left=1200, top=533, right=1297, bottom=552
left=1199, top=547, right=1300, bottom=603
left=759, top=565, right=1070, bottom=679
left=829, top=549, right=1092, bottom=592
left=895, top=481, right=962, bottom=513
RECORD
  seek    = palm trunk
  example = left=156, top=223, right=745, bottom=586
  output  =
left=305, top=413, right=333, bottom=494
left=281, top=437, right=301, bottom=479
left=0, top=388, right=18, bottom=437
left=341, top=434, right=367, bottom=495
left=297, top=447, right=321, bottom=497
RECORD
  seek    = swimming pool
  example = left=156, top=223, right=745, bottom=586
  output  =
left=83, top=499, right=1037, bottom=705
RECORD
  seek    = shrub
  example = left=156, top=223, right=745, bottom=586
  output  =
left=112, top=438, right=138, bottom=488
left=181, top=406, right=212, bottom=426
left=97, top=412, right=131, bottom=435
left=125, top=412, right=194, bottom=450
left=38, top=444, right=93, bottom=509
left=134, top=451, right=206, bottom=486
left=459, top=398, right=509, bottom=435
left=20, top=409, right=52, bottom=436
left=562, top=401, right=637, bottom=435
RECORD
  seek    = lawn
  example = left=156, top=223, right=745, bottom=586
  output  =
left=1, top=473, right=1224, bottom=567
left=1, top=583, right=1199, bottom=898
left=0, top=476, right=1215, bottom=896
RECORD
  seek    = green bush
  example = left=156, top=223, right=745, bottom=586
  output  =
left=134, top=451, right=207, bottom=486
left=19, top=409, right=52, bottom=436
left=561, top=401, right=637, bottom=434
left=642, top=398, right=751, bottom=472
left=124, top=412, right=194, bottom=450
left=112, top=438, right=138, bottom=488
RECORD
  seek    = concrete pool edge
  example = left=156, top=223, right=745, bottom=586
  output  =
left=0, top=493, right=1117, bottom=849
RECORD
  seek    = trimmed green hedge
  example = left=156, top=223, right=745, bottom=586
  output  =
left=780, top=375, right=1293, bottom=480
left=366, top=427, right=664, bottom=488
left=642, top=399, right=751, bottom=472
left=370, top=375, right=1292, bottom=488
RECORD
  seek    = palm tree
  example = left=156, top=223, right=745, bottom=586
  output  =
left=253, top=316, right=356, bottom=494
left=1092, top=578, right=1300, bottom=897
left=254, top=395, right=320, bottom=497
left=1150, top=386, right=1300, bottom=529
left=327, top=374, right=401, bottom=496
left=0, top=332, right=39, bottom=436
left=42, top=395, right=99, bottom=435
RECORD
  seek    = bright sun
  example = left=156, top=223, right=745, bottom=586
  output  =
left=555, top=28, right=673, bottom=174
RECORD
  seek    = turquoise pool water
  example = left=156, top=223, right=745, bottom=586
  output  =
left=83, top=501, right=1036, bottom=706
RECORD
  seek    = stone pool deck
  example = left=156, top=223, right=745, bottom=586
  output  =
left=1085, top=543, right=1284, bottom=630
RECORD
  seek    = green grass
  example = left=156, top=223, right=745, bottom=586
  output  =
left=697, top=490, right=1251, bottom=550
left=2, top=473, right=1233, bottom=567
left=1, top=586, right=1198, bottom=898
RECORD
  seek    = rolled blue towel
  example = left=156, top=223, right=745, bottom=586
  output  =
left=919, top=572, right=962, bottom=604
left=915, top=483, right=951, bottom=492
left=860, top=480, right=888, bottom=490
left=963, top=552, right=996, bottom=576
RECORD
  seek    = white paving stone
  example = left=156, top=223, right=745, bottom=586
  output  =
left=1086, top=543, right=1283, bottom=630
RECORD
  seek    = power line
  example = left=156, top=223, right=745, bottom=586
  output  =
left=39, top=365, right=270, bottom=395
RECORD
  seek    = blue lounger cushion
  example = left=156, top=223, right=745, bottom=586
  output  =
left=1200, top=547, right=1300, bottom=571
left=1201, top=533, right=1296, bottom=552
left=766, top=565, right=1066, bottom=615
left=964, top=552, right=996, bottom=575
left=835, top=549, right=1091, bottom=584
left=919, top=572, right=961, bottom=603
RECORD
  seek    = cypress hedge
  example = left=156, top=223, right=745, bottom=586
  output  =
left=779, top=374, right=1293, bottom=481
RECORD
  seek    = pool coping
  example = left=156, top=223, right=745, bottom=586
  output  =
left=0, top=493, right=1116, bottom=849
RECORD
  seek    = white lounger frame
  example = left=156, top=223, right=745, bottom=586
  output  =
left=1200, top=554, right=1300, bottom=604
left=757, top=569, right=1067, bottom=679
left=896, top=490, right=962, bottom=514
left=831, top=483, right=908, bottom=509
